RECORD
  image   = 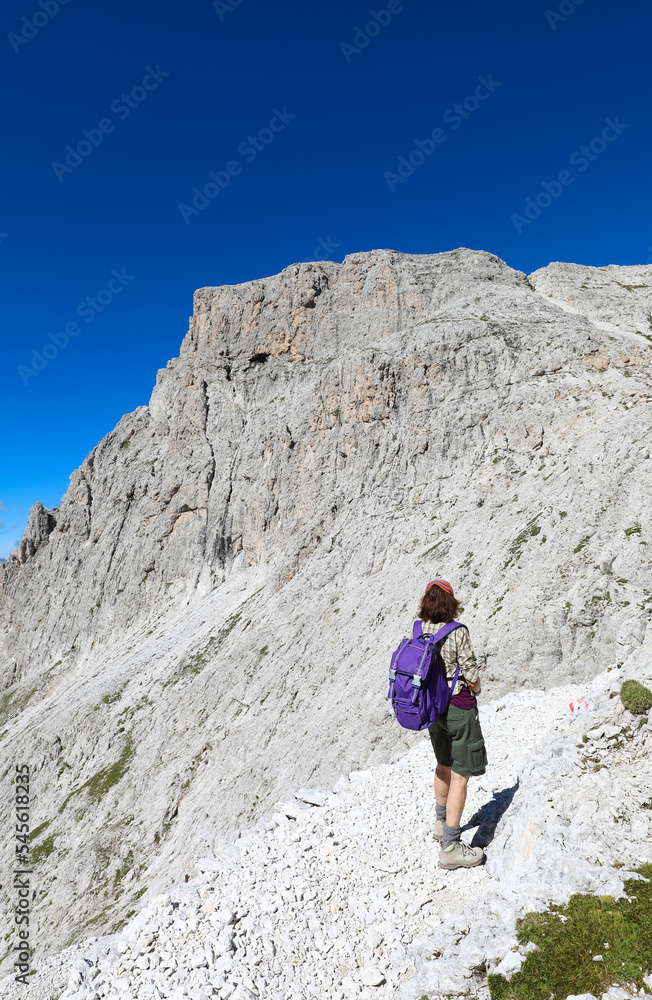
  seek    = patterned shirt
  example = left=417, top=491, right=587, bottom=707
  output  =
left=420, top=621, right=480, bottom=696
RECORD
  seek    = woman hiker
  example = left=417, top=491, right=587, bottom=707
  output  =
left=420, top=579, right=487, bottom=870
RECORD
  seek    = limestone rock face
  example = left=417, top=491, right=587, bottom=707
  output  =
left=1, top=248, right=651, bottom=965
left=530, top=260, right=652, bottom=335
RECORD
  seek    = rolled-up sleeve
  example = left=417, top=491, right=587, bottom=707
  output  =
left=440, top=626, right=479, bottom=694
left=456, top=627, right=479, bottom=684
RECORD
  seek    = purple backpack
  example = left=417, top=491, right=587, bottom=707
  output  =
left=388, top=621, right=463, bottom=731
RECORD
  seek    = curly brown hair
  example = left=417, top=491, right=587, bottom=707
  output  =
left=417, top=585, right=461, bottom=624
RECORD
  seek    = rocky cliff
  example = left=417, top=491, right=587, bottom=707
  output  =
left=1, top=248, right=651, bottom=968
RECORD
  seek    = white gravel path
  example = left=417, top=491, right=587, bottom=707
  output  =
left=4, top=643, right=651, bottom=1000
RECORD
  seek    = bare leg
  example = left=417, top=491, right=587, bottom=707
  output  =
left=446, top=771, right=469, bottom=828
left=434, top=763, right=451, bottom=806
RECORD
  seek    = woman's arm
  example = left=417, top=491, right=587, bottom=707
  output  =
left=455, top=628, right=481, bottom=694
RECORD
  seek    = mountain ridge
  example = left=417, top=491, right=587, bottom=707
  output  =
left=1, top=247, right=651, bottom=967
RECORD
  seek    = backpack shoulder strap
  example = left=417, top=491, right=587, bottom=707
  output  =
left=434, top=622, right=468, bottom=692
left=430, top=621, right=463, bottom=644
left=412, top=620, right=423, bottom=640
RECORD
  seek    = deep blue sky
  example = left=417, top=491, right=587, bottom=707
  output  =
left=1, top=0, right=650, bottom=557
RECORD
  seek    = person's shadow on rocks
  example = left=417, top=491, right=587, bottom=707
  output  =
left=462, top=781, right=519, bottom=849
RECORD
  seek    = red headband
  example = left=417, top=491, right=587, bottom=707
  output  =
left=426, top=579, right=454, bottom=597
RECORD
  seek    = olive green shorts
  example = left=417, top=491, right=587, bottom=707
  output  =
left=428, top=705, right=487, bottom=777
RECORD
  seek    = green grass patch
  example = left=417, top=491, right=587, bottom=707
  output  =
left=420, top=537, right=453, bottom=562
left=621, top=680, right=652, bottom=715
left=574, top=536, right=591, bottom=554
left=625, top=525, right=641, bottom=537
left=85, top=738, right=134, bottom=801
left=58, top=737, right=134, bottom=814
left=178, top=637, right=218, bottom=678
left=83, top=900, right=119, bottom=931
left=488, top=865, right=652, bottom=1000
left=114, top=850, right=135, bottom=888
left=165, top=590, right=266, bottom=687
left=110, top=908, right=138, bottom=934
left=504, top=515, right=542, bottom=569
left=0, top=675, right=53, bottom=726
left=0, top=689, right=18, bottom=727
left=31, top=834, right=56, bottom=865
left=29, top=820, right=51, bottom=841
left=102, top=689, right=123, bottom=705
left=585, top=593, right=612, bottom=610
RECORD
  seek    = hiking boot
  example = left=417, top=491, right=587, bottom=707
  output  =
left=433, top=818, right=444, bottom=841
left=439, top=838, right=484, bottom=870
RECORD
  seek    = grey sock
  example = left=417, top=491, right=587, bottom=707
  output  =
left=435, top=803, right=447, bottom=821
left=442, top=823, right=461, bottom=847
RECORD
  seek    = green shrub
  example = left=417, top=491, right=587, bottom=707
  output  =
left=621, top=680, right=652, bottom=715
left=488, top=865, right=652, bottom=1000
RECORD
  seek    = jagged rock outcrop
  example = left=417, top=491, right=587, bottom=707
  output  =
left=1, top=248, right=651, bottom=969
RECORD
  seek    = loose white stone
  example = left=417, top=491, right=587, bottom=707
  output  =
left=295, top=789, right=328, bottom=808
left=197, top=858, right=222, bottom=873
left=359, top=968, right=385, bottom=987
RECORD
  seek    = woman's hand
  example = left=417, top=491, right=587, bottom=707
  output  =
left=467, top=677, right=481, bottom=695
